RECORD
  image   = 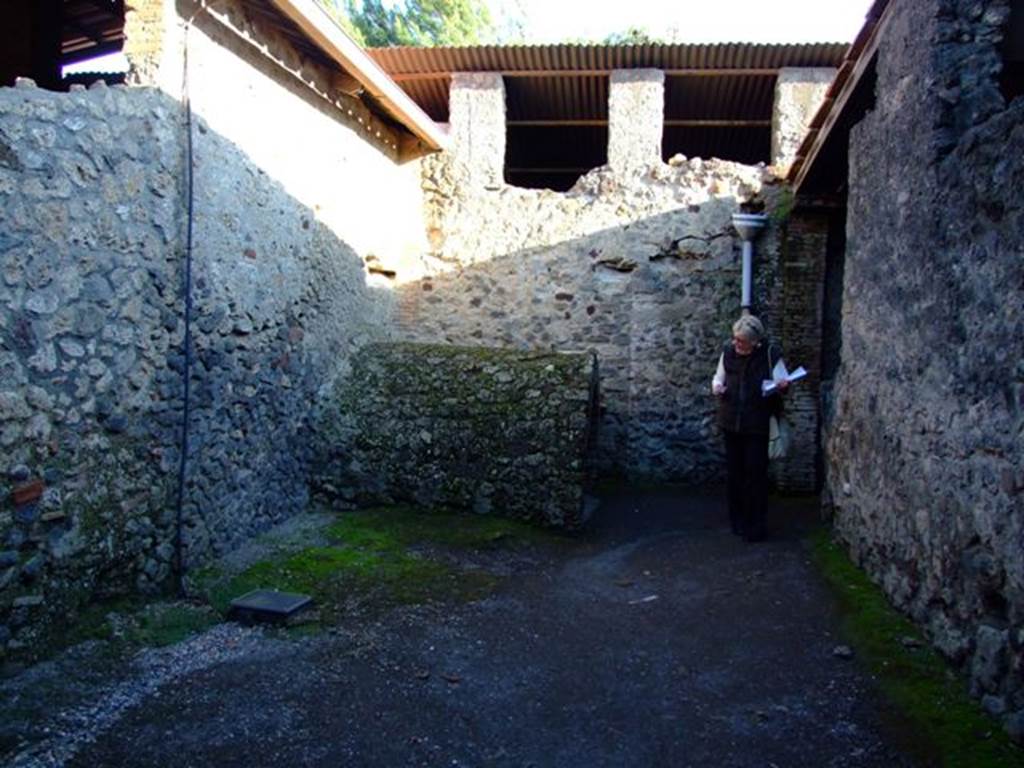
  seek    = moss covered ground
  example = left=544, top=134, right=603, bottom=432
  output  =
left=65, top=597, right=219, bottom=652
left=808, top=528, right=1024, bottom=768
left=192, top=505, right=562, bottom=627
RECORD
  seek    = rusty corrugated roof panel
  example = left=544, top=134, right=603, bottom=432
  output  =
left=368, top=42, right=847, bottom=126
left=368, top=42, right=848, bottom=189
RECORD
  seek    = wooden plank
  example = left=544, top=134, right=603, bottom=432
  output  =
left=267, top=0, right=448, bottom=151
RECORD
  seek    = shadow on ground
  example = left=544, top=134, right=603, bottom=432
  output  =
left=5, top=487, right=917, bottom=767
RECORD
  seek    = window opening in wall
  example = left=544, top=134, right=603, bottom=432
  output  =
left=503, top=75, right=609, bottom=191
left=1001, top=0, right=1024, bottom=103
left=1, top=0, right=126, bottom=90
left=661, top=72, right=773, bottom=164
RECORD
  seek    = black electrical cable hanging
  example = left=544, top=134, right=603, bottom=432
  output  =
left=173, top=17, right=197, bottom=597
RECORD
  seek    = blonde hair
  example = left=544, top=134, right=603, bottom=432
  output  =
left=732, top=314, right=765, bottom=343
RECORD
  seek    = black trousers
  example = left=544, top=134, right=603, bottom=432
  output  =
left=724, top=431, right=769, bottom=541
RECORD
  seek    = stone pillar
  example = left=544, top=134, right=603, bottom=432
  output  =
left=123, top=0, right=192, bottom=98
left=608, top=69, right=664, bottom=174
left=448, top=72, right=506, bottom=188
left=771, top=68, right=836, bottom=173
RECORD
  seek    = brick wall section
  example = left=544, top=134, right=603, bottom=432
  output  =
left=777, top=209, right=829, bottom=492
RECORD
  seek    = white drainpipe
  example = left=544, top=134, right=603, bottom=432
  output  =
left=731, top=213, right=769, bottom=314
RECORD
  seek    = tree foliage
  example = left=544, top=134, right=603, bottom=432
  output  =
left=602, top=26, right=666, bottom=45
left=325, top=0, right=496, bottom=47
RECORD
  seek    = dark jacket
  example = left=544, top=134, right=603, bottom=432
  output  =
left=718, top=341, right=784, bottom=436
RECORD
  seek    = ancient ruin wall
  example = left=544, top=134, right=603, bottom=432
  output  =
left=0, top=0, right=424, bottom=656
left=0, top=84, right=187, bottom=655
left=397, top=73, right=789, bottom=483
left=317, top=343, right=596, bottom=529
left=167, top=0, right=421, bottom=561
left=826, top=0, right=1024, bottom=736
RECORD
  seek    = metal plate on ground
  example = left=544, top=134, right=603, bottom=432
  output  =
left=229, top=589, right=313, bottom=625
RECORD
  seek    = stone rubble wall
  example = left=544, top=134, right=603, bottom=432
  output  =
left=825, top=0, right=1024, bottom=740
left=0, top=0, right=422, bottom=657
left=315, top=343, right=596, bottom=529
left=402, top=149, right=788, bottom=482
left=0, top=83, right=187, bottom=656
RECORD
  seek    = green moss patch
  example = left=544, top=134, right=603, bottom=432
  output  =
left=195, top=505, right=562, bottom=626
left=64, top=597, right=218, bottom=653
left=808, top=528, right=1023, bottom=768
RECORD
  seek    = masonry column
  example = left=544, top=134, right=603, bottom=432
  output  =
left=777, top=207, right=831, bottom=494
left=771, top=68, right=836, bottom=173
left=448, top=72, right=506, bottom=188
left=608, top=69, right=665, bottom=174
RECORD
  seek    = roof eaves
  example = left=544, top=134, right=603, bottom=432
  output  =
left=788, top=0, right=892, bottom=192
left=265, top=0, right=448, bottom=152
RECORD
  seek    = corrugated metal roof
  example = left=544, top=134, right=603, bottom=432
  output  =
left=370, top=42, right=847, bottom=80
left=368, top=43, right=847, bottom=188
left=369, top=43, right=847, bottom=122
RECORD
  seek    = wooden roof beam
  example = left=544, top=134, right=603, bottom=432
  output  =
left=789, top=0, right=892, bottom=192
left=266, top=0, right=448, bottom=152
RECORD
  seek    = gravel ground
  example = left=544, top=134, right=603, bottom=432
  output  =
left=2, top=487, right=919, bottom=767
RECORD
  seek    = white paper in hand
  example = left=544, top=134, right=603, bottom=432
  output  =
left=762, top=360, right=807, bottom=395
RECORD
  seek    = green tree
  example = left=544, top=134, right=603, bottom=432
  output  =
left=603, top=26, right=665, bottom=45
left=323, top=0, right=496, bottom=47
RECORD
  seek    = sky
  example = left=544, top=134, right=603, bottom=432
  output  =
left=493, top=0, right=875, bottom=44
left=64, top=0, right=873, bottom=74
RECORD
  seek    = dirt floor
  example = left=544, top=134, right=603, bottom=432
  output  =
left=3, top=487, right=919, bottom=767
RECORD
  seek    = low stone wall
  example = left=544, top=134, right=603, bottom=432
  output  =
left=316, top=343, right=597, bottom=529
left=825, top=0, right=1024, bottom=740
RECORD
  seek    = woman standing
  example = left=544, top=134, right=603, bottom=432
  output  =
left=711, top=315, right=788, bottom=542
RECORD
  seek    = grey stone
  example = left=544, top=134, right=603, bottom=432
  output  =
left=972, top=626, right=1009, bottom=695
left=982, top=694, right=1007, bottom=717
left=59, top=338, right=86, bottom=357
left=1006, top=710, right=1024, bottom=745
left=24, top=412, right=52, bottom=441
left=19, top=555, right=44, bottom=583
left=25, top=385, right=53, bottom=411
left=82, top=274, right=114, bottom=305
left=24, top=288, right=60, bottom=315
left=14, top=504, right=39, bottom=525
left=27, top=342, right=57, bottom=373
left=0, top=391, right=30, bottom=421
left=74, top=305, right=106, bottom=336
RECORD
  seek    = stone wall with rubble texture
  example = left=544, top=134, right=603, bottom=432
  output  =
left=824, top=0, right=1024, bottom=741
left=400, top=151, right=788, bottom=483
left=316, top=343, right=597, bottom=529
left=0, top=83, right=187, bottom=657
left=0, top=0, right=423, bottom=657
